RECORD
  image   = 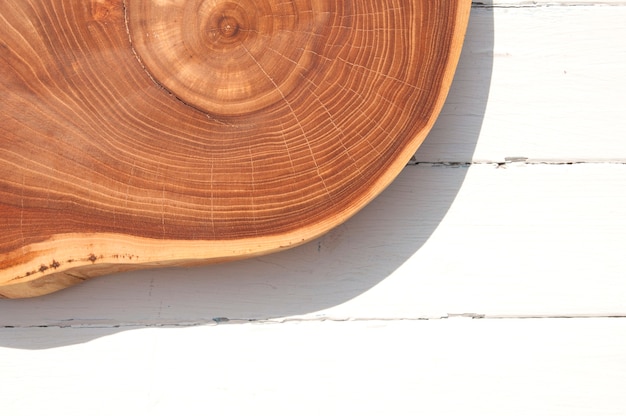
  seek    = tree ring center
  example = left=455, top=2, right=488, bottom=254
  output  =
left=218, top=16, right=239, bottom=38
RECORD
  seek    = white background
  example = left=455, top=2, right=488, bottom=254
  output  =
left=2, top=1, right=626, bottom=414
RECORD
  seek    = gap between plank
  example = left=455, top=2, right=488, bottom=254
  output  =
left=408, top=160, right=626, bottom=167
left=3, top=314, right=626, bottom=330
left=472, top=1, right=626, bottom=8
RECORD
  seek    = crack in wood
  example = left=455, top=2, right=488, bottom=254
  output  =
left=121, top=0, right=161, bottom=90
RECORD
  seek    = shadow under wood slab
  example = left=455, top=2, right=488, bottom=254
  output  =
left=0, top=0, right=470, bottom=298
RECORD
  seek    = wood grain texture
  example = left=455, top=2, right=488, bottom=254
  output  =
left=0, top=0, right=471, bottom=297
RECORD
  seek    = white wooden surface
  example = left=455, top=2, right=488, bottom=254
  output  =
left=2, top=2, right=626, bottom=415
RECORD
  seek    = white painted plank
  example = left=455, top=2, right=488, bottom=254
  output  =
left=330, top=163, right=626, bottom=319
left=1, top=319, right=626, bottom=415
left=419, top=5, right=626, bottom=163
left=2, top=163, right=625, bottom=326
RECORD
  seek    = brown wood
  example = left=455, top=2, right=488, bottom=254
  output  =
left=0, top=0, right=471, bottom=298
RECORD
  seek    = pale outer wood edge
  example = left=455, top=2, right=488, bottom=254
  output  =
left=0, top=0, right=472, bottom=298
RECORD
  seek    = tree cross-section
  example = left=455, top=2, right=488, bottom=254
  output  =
left=0, top=0, right=470, bottom=298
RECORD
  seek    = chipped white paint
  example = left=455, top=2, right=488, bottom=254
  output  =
left=2, top=2, right=626, bottom=415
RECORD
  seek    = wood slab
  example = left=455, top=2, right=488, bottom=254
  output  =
left=0, top=0, right=470, bottom=298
